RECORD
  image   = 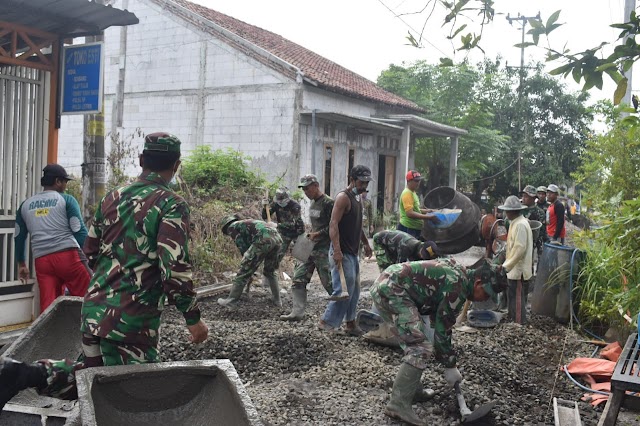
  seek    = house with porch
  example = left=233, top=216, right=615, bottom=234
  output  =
left=58, top=0, right=466, bottom=215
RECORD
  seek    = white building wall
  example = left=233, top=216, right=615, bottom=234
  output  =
left=59, top=0, right=298, bottom=184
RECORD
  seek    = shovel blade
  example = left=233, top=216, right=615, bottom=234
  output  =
left=461, top=401, right=496, bottom=423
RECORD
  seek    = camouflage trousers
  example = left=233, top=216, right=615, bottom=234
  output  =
left=235, top=239, right=280, bottom=287
left=292, top=244, right=331, bottom=294
left=36, top=332, right=158, bottom=400
left=276, top=236, right=295, bottom=267
left=370, top=281, right=432, bottom=370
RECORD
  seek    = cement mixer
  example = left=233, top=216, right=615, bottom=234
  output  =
left=422, top=187, right=503, bottom=257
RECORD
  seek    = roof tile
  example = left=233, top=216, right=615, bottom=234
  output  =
left=170, top=0, right=423, bottom=112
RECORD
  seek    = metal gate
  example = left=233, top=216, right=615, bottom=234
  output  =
left=0, top=64, right=48, bottom=326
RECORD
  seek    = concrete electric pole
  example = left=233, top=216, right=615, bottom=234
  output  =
left=82, top=0, right=106, bottom=217
left=506, top=12, right=540, bottom=192
left=623, top=0, right=636, bottom=107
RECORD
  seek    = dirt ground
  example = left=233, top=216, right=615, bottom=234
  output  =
left=159, top=241, right=640, bottom=426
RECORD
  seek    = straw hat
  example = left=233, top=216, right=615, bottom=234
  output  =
left=498, top=195, right=527, bottom=211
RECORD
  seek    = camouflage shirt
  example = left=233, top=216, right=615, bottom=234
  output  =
left=262, top=199, right=305, bottom=239
left=373, top=230, right=422, bottom=270
left=227, top=219, right=283, bottom=254
left=308, top=194, right=334, bottom=249
left=81, top=172, right=200, bottom=346
left=372, top=260, right=473, bottom=368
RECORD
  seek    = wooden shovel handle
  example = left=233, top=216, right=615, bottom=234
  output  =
left=338, top=263, right=349, bottom=296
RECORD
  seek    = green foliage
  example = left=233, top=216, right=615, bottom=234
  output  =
left=180, top=146, right=266, bottom=195
left=573, top=118, right=640, bottom=211
left=64, top=175, right=83, bottom=206
left=574, top=198, right=640, bottom=332
left=106, top=129, right=140, bottom=191
left=377, top=60, right=591, bottom=200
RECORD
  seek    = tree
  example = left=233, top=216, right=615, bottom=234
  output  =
left=376, top=59, right=592, bottom=204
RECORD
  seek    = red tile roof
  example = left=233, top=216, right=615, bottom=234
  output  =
left=165, top=0, right=424, bottom=113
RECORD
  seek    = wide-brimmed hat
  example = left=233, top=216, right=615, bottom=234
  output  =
left=547, top=184, right=560, bottom=193
left=498, top=195, right=527, bottom=211
left=521, top=185, right=537, bottom=197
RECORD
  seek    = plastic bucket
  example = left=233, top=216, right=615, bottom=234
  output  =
left=528, top=220, right=542, bottom=241
left=422, top=187, right=481, bottom=250
left=531, top=243, right=582, bottom=323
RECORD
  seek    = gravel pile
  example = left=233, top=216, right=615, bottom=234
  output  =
left=158, top=258, right=611, bottom=426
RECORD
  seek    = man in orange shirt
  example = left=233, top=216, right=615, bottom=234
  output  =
left=546, top=184, right=566, bottom=244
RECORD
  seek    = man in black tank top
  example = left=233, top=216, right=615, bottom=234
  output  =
left=319, top=165, right=373, bottom=336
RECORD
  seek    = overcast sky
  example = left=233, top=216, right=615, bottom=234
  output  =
left=193, top=0, right=631, bottom=104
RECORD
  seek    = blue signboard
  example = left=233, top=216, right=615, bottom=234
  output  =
left=61, top=42, right=104, bottom=114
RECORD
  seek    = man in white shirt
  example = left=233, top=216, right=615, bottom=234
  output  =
left=499, top=196, right=533, bottom=324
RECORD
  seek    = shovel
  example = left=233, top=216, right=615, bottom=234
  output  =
left=454, top=382, right=496, bottom=423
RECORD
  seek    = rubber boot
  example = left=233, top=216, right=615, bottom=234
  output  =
left=384, top=363, right=427, bottom=426
left=217, top=281, right=246, bottom=309
left=280, top=288, right=307, bottom=321
left=266, top=276, right=282, bottom=308
left=0, top=358, right=47, bottom=412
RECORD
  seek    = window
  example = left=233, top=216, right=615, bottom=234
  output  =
left=324, top=145, right=333, bottom=196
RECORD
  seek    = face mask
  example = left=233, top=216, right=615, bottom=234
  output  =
left=352, top=187, right=359, bottom=195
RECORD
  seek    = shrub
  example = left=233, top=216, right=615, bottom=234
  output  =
left=180, top=146, right=265, bottom=194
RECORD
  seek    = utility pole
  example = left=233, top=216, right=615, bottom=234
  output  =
left=623, top=0, right=636, bottom=107
left=82, top=0, right=106, bottom=217
left=506, top=12, right=540, bottom=191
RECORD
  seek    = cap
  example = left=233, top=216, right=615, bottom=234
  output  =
left=219, top=215, right=239, bottom=235
left=351, top=165, right=373, bottom=182
left=419, top=241, right=439, bottom=260
left=298, top=174, right=319, bottom=188
left=43, top=164, right=73, bottom=181
left=406, top=170, right=423, bottom=182
left=521, top=185, right=537, bottom=197
left=143, top=132, right=181, bottom=153
left=498, top=195, right=527, bottom=211
left=536, top=186, right=547, bottom=193
left=274, top=188, right=291, bottom=206
left=469, top=259, right=507, bottom=304
left=547, top=184, right=560, bottom=193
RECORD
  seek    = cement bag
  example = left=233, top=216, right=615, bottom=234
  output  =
left=292, top=235, right=314, bottom=262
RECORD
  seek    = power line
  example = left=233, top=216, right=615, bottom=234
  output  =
left=376, top=0, right=450, bottom=58
left=469, top=157, right=519, bottom=182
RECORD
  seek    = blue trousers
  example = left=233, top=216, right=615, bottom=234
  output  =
left=321, top=244, right=360, bottom=328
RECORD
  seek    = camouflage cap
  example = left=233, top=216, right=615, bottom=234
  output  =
left=521, top=185, right=537, bottom=197
left=536, top=186, right=547, bottom=193
left=274, top=188, right=291, bottom=206
left=219, top=214, right=239, bottom=235
left=143, top=132, right=181, bottom=153
left=298, top=174, right=319, bottom=188
left=419, top=240, right=439, bottom=260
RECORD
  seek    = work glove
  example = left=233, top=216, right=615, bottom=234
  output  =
left=443, top=367, right=462, bottom=387
left=261, top=199, right=269, bottom=206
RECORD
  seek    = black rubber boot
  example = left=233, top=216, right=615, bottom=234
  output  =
left=0, top=358, right=47, bottom=413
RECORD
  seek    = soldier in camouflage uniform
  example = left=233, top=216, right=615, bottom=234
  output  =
left=262, top=188, right=305, bottom=267
left=521, top=185, right=548, bottom=260
left=370, top=258, right=507, bottom=425
left=281, top=174, right=334, bottom=321
left=373, top=230, right=439, bottom=272
left=0, top=132, right=208, bottom=409
left=217, top=216, right=284, bottom=309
